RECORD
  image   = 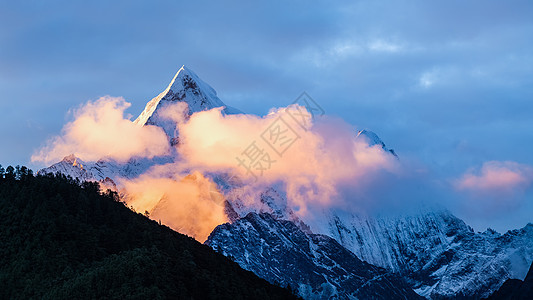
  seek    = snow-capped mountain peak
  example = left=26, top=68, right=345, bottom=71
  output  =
left=38, top=66, right=533, bottom=299
left=61, top=154, right=85, bottom=168
left=39, top=154, right=95, bottom=181
left=135, top=66, right=221, bottom=125
left=134, top=65, right=241, bottom=141
left=356, top=129, right=398, bottom=157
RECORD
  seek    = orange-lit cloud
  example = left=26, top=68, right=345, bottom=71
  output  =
left=32, top=98, right=401, bottom=240
left=455, top=161, right=533, bottom=196
left=119, top=171, right=227, bottom=242
left=174, top=104, right=399, bottom=216
left=32, top=97, right=170, bottom=164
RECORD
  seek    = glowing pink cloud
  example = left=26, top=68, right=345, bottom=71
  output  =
left=32, top=96, right=171, bottom=164
left=455, top=161, right=533, bottom=196
left=32, top=98, right=403, bottom=240
left=173, top=104, right=399, bottom=216
left=119, top=171, right=228, bottom=243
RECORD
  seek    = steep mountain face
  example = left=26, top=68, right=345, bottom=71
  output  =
left=39, top=65, right=234, bottom=181
left=210, top=146, right=533, bottom=299
left=134, top=65, right=241, bottom=143
left=488, top=261, right=533, bottom=299
left=209, top=187, right=533, bottom=299
left=325, top=210, right=473, bottom=274
left=39, top=65, right=533, bottom=299
left=356, top=129, right=397, bottom=157
left=325, top=210, right=533, bottom=298
left=435, top=224, right=533, bottom=298
left=211, top=175, right=313, bottom=234
left=206, top=212, right=422, bottom=300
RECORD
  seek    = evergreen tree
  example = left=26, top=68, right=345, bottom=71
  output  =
left=4, top=165, right=14, bottom=180
left=14, top=165, right=21, bottom=179
left=16, top=165, right=28, bottom=180
left=0, top=164, right=4, bottom=179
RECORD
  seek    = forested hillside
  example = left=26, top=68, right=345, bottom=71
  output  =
left=0, top=165, right=298, bottom=300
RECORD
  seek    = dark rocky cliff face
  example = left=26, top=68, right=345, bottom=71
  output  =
left=206, top=212, right=422, bottom=299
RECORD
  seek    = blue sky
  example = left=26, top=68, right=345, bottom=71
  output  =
left=1, top=0, right=532, bottom=231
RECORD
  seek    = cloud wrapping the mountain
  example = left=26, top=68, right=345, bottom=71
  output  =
left=98, top=101, right=400, bottom=232
left=174, top=104, right=399, bottom=215
left=119, top=171, right=227, bottom=242
left=31, top=97, right=171, bottom=164
left=31, top=95, right=533, bottom=236
left=29, top=94, right=533, bottom=237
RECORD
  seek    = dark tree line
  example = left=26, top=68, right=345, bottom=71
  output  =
left=0, top=164, right=33, bottom=181
left=0, top=165, right=299, bottom=300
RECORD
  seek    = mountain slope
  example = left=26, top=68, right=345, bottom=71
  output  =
left=325, top=210, right=473, bottom=274
left=356, top=129, right=397, bottom=157
left=206, top=212, right=422, bottom=299
left=0, top=172, right=298, bottom=300
left=39, top=65, right=238, bottom=181
left=487, top=261, right=533, bottom=299
left=134, top=65, right=241, bottom=142
left=325, top=210, right=533, bottom=298
left=37, top=154, right=171, bottom=182
left=38, top=66, right=533, bottom=299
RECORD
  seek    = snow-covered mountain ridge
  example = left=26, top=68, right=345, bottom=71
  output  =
left=39, top=65, right=533, bottom=299
left=356, top=129, right=397, bottom=157
left=206, top=212, right=422, bottom=299
left=134, top=65, right=241, bottom=144
left=324, top=209, right=533, bottom=298
left=38, top=153, right=172, bottom=182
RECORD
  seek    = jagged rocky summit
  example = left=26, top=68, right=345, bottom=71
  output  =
left=39, top=65, right=533, bottom=299
left=134, top=65, right=241, bottom=144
